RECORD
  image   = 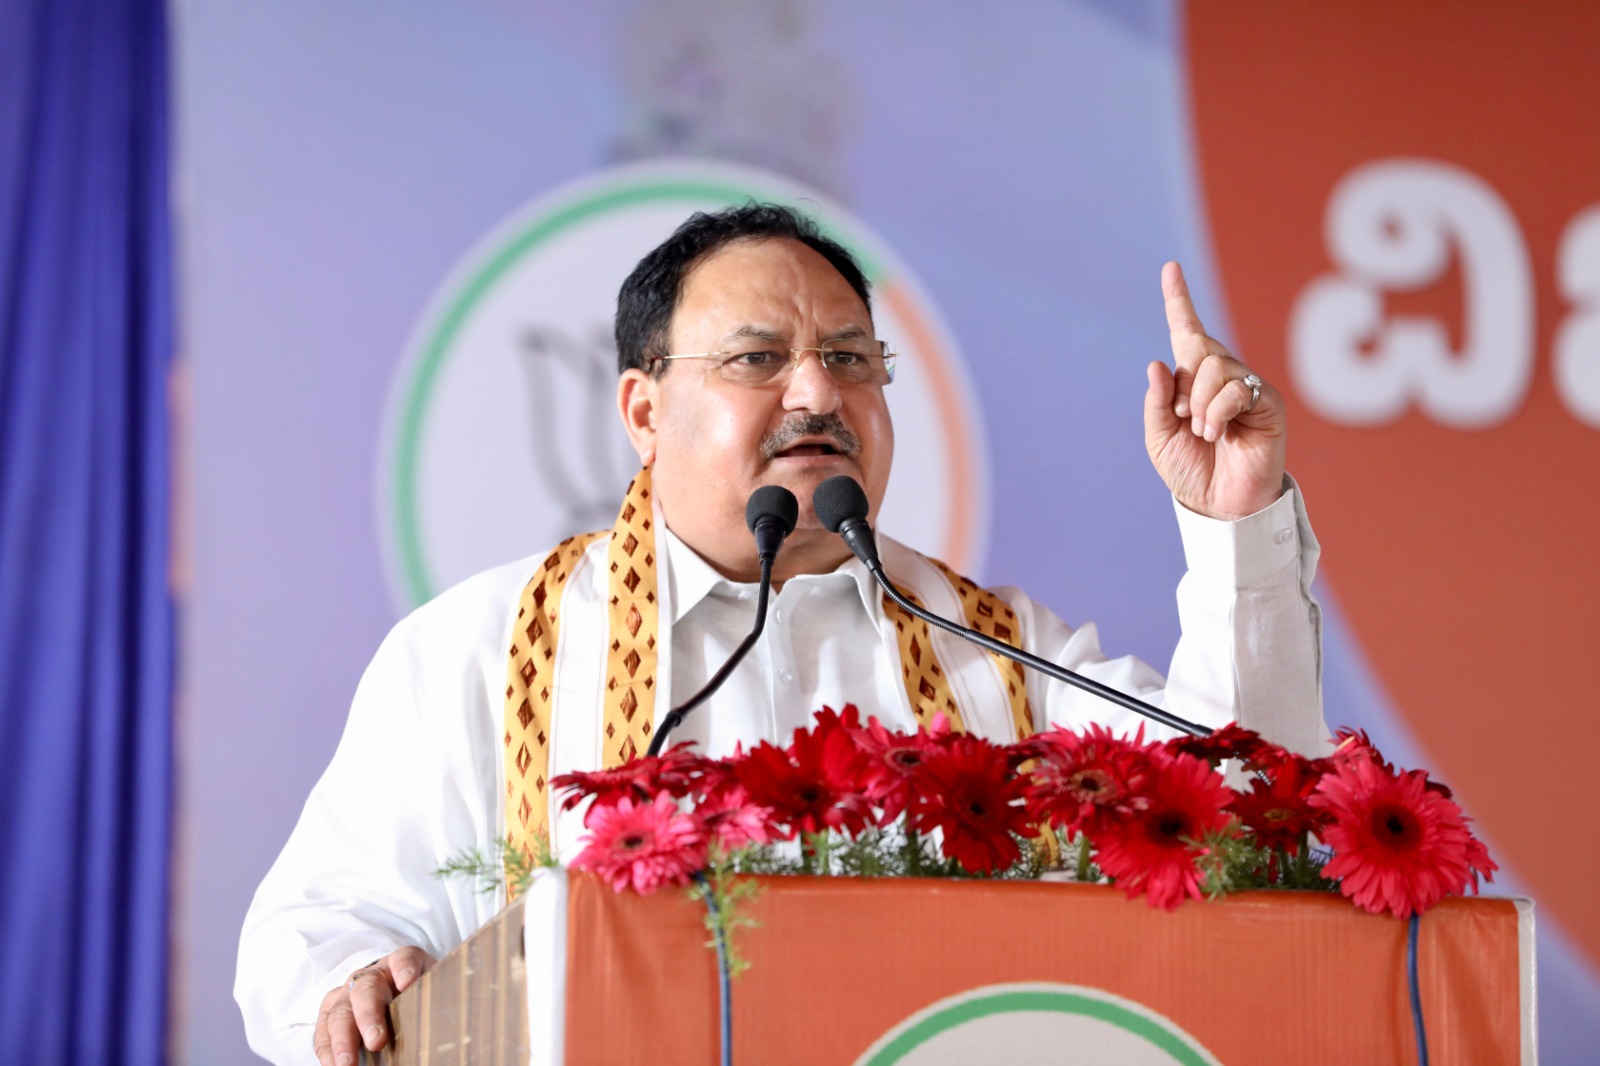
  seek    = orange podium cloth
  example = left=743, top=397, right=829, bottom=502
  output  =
left=522, top=871, right=1532, bottom=1065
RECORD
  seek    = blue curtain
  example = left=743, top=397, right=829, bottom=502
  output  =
left=0, top=0, right=174, bottom=1061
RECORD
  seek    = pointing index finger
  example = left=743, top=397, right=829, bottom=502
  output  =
left=1163, top=261, right=1206, bottom=338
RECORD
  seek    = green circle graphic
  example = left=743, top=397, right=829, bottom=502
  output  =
left=861, top=986, right=1218, bottom=1066
left=390, top=172, right=889, bottom=606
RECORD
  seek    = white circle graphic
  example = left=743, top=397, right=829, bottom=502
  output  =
left=380, top=160, right=988, bottom=609
left=855, top=983, right=1223, bottom=1066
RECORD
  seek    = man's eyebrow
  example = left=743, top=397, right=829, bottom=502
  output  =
left=722, top=325, right=784, bottom=344
left=822, top=325, right=869, bottom=342
left=719, top=324, right=871, bottom=344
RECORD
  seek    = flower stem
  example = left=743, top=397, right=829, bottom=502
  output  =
left=1075, top=833, right=1093, bottom=882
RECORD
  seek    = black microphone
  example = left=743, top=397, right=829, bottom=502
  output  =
left=645, top=486, right=799, bottom=756
left=747, top=484, right=800, bottom=564
left=811, top=475, right=1211, bottom=738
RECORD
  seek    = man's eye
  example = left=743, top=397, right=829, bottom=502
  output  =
left=727, top=350, right=783, bottom=367
left=826, top=349, right=867, bottom=366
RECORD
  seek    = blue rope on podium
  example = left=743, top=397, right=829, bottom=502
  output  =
left=1408, top=912, right=1430, bottom=1066
left=694, top=873, right=734, bottom=1066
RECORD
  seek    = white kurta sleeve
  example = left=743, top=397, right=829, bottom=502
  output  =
left=1010, top=477, right=1327, bottom=755
left=234, top=565, right=522, bottom=1064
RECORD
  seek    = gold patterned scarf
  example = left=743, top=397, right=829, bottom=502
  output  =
left=501, top=467, right=1035, bottom=883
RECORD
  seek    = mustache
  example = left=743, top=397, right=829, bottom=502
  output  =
left=761, top=413, right=861, bottom=460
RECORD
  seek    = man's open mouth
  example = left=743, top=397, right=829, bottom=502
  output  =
left=774, top=442, right=844, bottom=458
left=762, top=414, right=862, bottom=460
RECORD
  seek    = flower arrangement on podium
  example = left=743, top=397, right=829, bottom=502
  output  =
left=441, top=706, right=1497, bottom=972
left=542, top=707, right=1495, bottom=947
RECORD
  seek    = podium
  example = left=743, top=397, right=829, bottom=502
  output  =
left=379, top=870, right=1533, bottom=1064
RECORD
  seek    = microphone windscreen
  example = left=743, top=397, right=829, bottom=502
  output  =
left=745, top=485, right=800, bottom=536
left=811, top=476, right=869, bottom=533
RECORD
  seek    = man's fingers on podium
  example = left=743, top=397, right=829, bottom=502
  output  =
left=389, top=945, right=438, bottom=992
left=312, top=948, right=433, bottom=1062
left=347, top=967, right=396, bottom=1051
left=315, top=988, right=363, bottom=1066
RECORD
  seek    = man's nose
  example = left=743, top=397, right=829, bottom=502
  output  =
left=781, top=349, right=843, bottom=414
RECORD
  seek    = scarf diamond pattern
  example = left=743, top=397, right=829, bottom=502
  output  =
left=601, top=472, right=660, bottom=768
left=923, top=558, right=1035, bottom=742
left=501, top=530, right=606, bottom=885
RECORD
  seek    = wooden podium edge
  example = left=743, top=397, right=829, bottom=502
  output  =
left=380, top=896, right=530, bottom=1066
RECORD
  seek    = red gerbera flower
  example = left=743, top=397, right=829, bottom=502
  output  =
left=1465, top=834, right=1499, bottom=889
left=1090, top=750, right=1235, bottom=910
left=1023, top=724, right=1154, bottom=836
left=733, top=726, right=871, bottom=838
left=551, top=744, right=705, bottom=816
left=686, top=753, right=740, bottom=805
left=1164, top=723, right=1268, bottom=767
left=1328, top=727, right=1394, bottom=773
left=568, top=793, right=707, bottom=894
left=1228, top=754, right=1328, bottom=854
left=810, top=703, right=867, bottom=743
left=1309, top=757, right=1490, bottom=918
left=907, top=735, right=1033, bottom=874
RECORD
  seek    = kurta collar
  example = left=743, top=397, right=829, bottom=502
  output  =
left=661, top=523, right=885, bottom=625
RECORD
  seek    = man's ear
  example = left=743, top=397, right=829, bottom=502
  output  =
left=617, top=367, right=659, bottom=467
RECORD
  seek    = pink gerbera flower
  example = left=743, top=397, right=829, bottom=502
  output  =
left=854, top=714, right=956, bottom=822
left=694, top=782, right=778, bottom=853
left=568, top=793, right=707, bottom=894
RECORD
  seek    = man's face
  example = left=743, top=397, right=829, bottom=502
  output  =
left=617, top=237, right=893, bottom=579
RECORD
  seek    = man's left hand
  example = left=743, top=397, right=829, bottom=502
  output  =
left=1144, top=261, right=1286, bottom=520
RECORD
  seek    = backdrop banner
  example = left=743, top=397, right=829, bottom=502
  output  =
left=176, top=2, right=1597, bottom=1059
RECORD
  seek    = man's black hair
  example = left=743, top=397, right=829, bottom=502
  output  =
left=614, top=202, right=872, bottom=375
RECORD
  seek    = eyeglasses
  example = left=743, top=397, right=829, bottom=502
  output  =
left=650, top=340, right=898, bottom=387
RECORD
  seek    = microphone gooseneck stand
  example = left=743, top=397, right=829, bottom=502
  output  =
left=645, top=485, right=799, bottom=757
left=646, top=554, right=774, bottom=758
left=811, top=475, right=1213, bottom=739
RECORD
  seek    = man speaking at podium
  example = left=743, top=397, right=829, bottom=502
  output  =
left=236, top=204, right=1328, bottom=1065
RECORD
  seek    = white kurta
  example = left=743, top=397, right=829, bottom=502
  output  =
left=235, top=485, right=1326, bottom=1064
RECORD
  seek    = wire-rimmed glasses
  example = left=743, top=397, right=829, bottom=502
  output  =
left=651, top=340, right=897, bottom=387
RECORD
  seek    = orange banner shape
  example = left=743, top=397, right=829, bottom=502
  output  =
left=1185, top=2, right=1600, bottom=973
